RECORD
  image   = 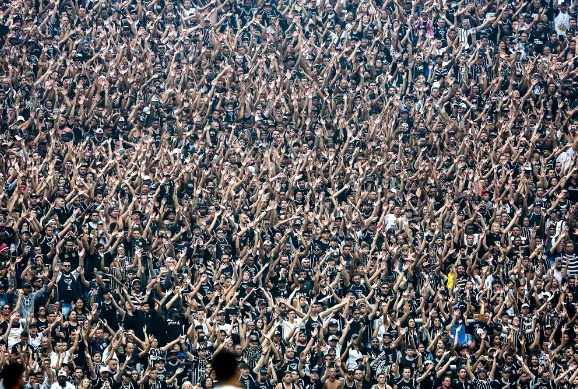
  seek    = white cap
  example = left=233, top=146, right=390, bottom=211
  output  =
left=58, top=370, right=67, bottom=377
left=16, top=116, right=25, bottom=122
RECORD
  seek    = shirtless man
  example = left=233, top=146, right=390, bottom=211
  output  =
left=322, top=367, right=343, bottom=389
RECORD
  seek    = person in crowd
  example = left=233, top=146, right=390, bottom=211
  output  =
left=1, top=0, right=578, bottom=388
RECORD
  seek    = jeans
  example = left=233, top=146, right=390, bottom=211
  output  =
left=62, top=302, right=72, bottom=319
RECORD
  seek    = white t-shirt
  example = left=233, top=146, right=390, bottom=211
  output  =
left=7, top=325, right=23, bottom=348
left=217, top=385, right=242, bottom=389
left=346, top=346, right=363, bottom=369
left=555, top=9, right=571, bottom=36
left=49, top=351, right=70, bottom=368
left=51, top=382, right=75, bottom=389
left=280, top=319, right=302, bottom=339
left=384, top=214, right=399, bottom=230
left=29, top=333, right=44, bottom=349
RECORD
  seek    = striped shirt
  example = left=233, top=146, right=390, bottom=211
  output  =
left=458, top=28, right=476, bottom=48
left=243, top=348, right=261, bottom=370
left=188, top=356, right=209, bottom=385
left=562, top=253, right=578, bottom=276
left=471, top=378, right=496, bottom=389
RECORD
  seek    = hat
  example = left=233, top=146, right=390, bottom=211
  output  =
left=21, top=282, right=31, bottom=288
left=328, top=335, right=339, bottom=341
left=58, top=370, right=67, bottom=377
left=0, top=244, right=8, bottom=252
left=99, top=367, right=110, bottom=373
left=521, top=303, right=529, bottom=308
left=95, top=128, right=104, bottom=134
left=476, top=328, right=484, bottom=335
left=16, top=116, right=25, bottom=122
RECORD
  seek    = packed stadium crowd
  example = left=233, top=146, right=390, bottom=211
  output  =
left=1, top=0, right=578, bottom=388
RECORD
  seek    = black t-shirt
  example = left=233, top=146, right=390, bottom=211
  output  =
left=530, top=379, right=555, bottom=389
left=0, top=320, right=9, bottom=337
left=299, top=376, right=322, bottom=389
left=399, top=356, right=418, bottom=373
left=0, top=225, right=15, bottom=246
left=452, top=378, right=472, bottom=389
left=305, top=315, right=322, bottom=337
left=395, top=377, right=418, bottom=389
left=91, top=376, right=114, bottom=389
left=239, top=373, right=258, bottom=389
left=114, top=380, right=138, bottom=389
left=143, top=380, right=167, bottom=389
left=165, top=316, right=184, bottom=343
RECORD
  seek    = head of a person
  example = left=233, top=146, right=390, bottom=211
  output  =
left=402, top=367, right=411, bottom=379
left=57, top=369, right=68, bottom=383
left=2, top=363, right=24, bottom=389
left=212, top=350, right=240, bottom=383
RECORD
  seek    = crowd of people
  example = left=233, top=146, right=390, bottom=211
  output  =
left=1, top=0, right=578, bottom=387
